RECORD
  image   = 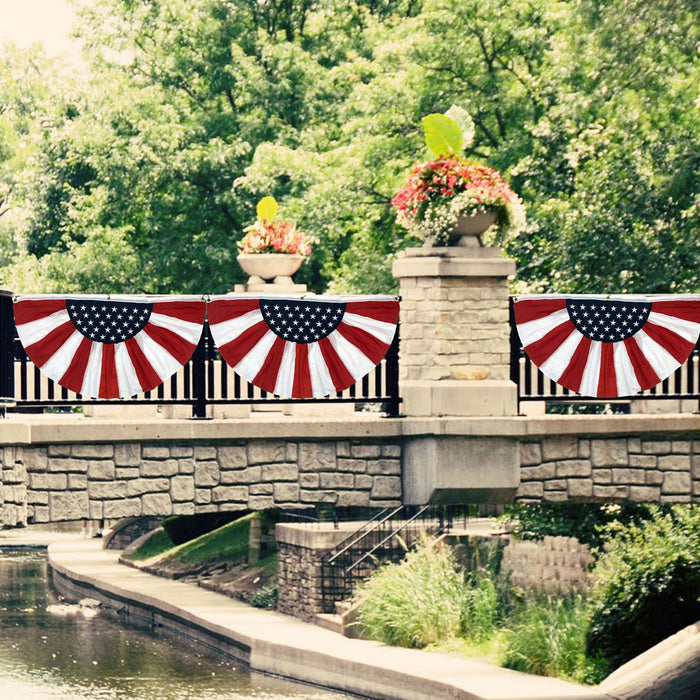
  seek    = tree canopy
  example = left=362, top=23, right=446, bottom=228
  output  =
left=0, top=0, right=698, bottom=294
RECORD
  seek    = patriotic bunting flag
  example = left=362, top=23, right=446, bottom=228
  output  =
left=14, top=295, right=206, bottom=399
left=208, top=294, right=399, bottom=398
left=513, top=295, right=700, bottom=398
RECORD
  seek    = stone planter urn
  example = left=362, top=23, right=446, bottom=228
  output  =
left=448, top=211, right=497, bottom=247
left=237, top=253, right=306, bottom=286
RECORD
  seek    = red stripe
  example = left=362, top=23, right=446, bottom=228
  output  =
left=207, top=299, right=260, bottom=325
left=99, top=343, right=119, bottom=398
left=650, top=300, right=700, bottom=324
left=514, top=298, right=567, bottom=325
left=59, top=337, right=93, bottom=394
left=125, top=338, right=161, bottom=393
left=624, top=336, right=660, bottom=391
left=335, top=323, right=390, bottom=364
left=152, top=300, right=206, bottom=324
left=557, top=336, right=592, bottom=394
left=344, top=301, right=400, bottom=325
left=218, top=321, right=268, bottom=368
left=143, top=323, right=197, bottom=364
left=523, top=320, right=576, bottom=366
left=642, top=322, right=694, bottom=364
left=292, top=343, right=313, bottom=398
left=319, top=337, right=355, bottom=391
left=253, top=336, right=286, bottom=393
left=24, top=321, right=76, bottom=367
left=597, top=342, right=618, bottom=398
left=14, top=299, right=66, bottom=325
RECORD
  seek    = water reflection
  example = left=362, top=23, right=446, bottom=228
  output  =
left=0, top=550, right=347, bottom=699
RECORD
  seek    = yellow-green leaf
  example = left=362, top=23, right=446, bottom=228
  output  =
left=423, top=114, right=462, bottom=158
left=257, top=196, right=278, bottom=222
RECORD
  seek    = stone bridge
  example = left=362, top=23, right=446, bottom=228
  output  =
left=2, top=239, right=699, bottom=526
left=1, top=411, right=698, bottom=526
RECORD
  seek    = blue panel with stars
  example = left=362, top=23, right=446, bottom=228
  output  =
left=66, top=300, right=153, bottom=344
left=566, top=299, right=651, bottom=343
left=260, top=299, right=346, bottom=343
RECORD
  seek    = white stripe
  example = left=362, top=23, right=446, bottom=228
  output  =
left=114, top=343, right=143, bottom=397
left=613, top=342, right=641, bottom=396
left=307, top=342, right=336, bottom=397
left=647, top=312, right=700, bottom=345
left=538, top=329, right=584, bottom=382
left=134, top=331, right=181, bottom=381
left=327, top=330, right=374, bottom=381
left=340, top=312, right=396, bottom=344
left=517, top=308, right=570, bottom=347
left=148, top=312, right=203, bottom=344
left=16, top=310, right=71, bottom=347
left=579, top=341, right=602, bottom=397
left=80, top=342, right=103, bottom=398
left=234, top=330, right=277, bottom=381
left=40, top=330, right=84, bottom=380
left=209, top=309, right=263, bottom=345
left=274, top=342, right=296, bottom=398
left=633, top=329, right=680, bottom=381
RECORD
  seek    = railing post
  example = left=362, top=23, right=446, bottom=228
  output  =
left=509, top=296, right=521, bottom=414
left=191, top=324, right=208, bottom=419
left=384, top=324, right=401, bottom=417
left=0, top=290, right=15, bottom=407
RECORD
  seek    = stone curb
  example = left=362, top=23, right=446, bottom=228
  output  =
left=47, top=539, right=609, bottom=700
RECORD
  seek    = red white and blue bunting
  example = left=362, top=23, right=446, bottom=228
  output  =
left=207, top=294, right=399, bottom=398
left=14, top=295, right=207, bottom=399
left=513, top=295, right=700, bottom=398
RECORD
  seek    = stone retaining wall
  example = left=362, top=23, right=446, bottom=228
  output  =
left=517, top=435, right=700, bottom=503
left=501, top=535, right=593, bottom=594
left=1, top=440, right=402, bottom=527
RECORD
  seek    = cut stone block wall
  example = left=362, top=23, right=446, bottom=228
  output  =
left=501, top=535, right=594, bottom=594
left=517, top=435, right=700, bottom=503
left=0, top=440, right=402, bottom=527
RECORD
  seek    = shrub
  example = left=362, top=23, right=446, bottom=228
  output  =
left=586, top=505, right=700, bottom=673
left=504, top=503, right=659, bottom=549
left=250, top=583, right=278, bottom=609
left=503, top=594, right=599, bottom=683
left=353, top=539, right=467, bottom=648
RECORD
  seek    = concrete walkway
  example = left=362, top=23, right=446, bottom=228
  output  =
left=45, top=539, right=609, bottom=700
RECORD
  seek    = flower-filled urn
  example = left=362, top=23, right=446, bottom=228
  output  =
left=392, top=107, right=525, bottom=247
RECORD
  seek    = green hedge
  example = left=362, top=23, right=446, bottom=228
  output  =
left=586, top=506, right=700, bottom=672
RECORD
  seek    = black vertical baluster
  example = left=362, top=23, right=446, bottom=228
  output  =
left=0, top=291, right=15, bottom=405
left=34, top=366, right=42, bottom=400
left=509, top=297, right=521, bottom=410
left=362, top=373, right=370, bottom=399
left=375, top=360, right=383, bottom=400
left=384, top=325, right=400, bottom=417
left=191, top=327, right=207, bottom=418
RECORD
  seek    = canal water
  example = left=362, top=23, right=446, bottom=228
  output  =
left=0, top=549, right=351, bottom=699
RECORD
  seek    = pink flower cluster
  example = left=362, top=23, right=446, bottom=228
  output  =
left=237, top=220, right=313, bottom=256
left=391, top=156, right=517, bottom=220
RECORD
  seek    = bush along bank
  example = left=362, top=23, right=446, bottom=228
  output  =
left=351, top=505, right=700, bottom=686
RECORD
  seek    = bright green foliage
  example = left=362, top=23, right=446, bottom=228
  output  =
left=124, top=527, right=175, bottom=561
left=586, top=506, right=700, bottom=674
left=422, top=113, right=462, bottom=158
left=503, top=594, right=600, bottom=683
left=1, top=0, right=698, bottom=294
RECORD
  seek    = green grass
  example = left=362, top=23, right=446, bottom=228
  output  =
left=161, top=512, right=258, bottom=567
left=124, top=512, right=260, bottom=567
left=125, top=528, right=175, bottom=561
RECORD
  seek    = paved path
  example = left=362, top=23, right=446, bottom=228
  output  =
left=46, top=538, right=609, bottom=700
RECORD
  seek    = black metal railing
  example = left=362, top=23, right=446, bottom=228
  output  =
left=509, top=296, right=700, bottom=411
left=320, top=505, right=453, bottom=613
left=0, top=291, right=401, bottom=417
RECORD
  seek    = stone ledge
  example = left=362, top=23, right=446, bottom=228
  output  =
left=393, top=256, right=516, bottom=278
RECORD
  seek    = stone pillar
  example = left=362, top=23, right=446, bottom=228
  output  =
left=392, top=243, right=517, bottom=417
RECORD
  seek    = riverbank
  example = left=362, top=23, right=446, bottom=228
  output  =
left=46, top=538, right=607, bottom=700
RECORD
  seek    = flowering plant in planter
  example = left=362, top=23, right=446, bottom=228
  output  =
left=392, top=108, right=525, bottom=244
left=237, top=196, right=313, bottom=255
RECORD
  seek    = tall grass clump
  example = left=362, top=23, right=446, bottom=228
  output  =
left=502, top=594, right=598, bottom=683
left=354, top=539, right=467, bottom=648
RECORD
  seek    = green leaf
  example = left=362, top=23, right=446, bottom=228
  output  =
left=445, top=105, right=475, bottom=150
left=257, top=196, right=278, bottom=222
left=423, top=114, right=462, bottom=158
